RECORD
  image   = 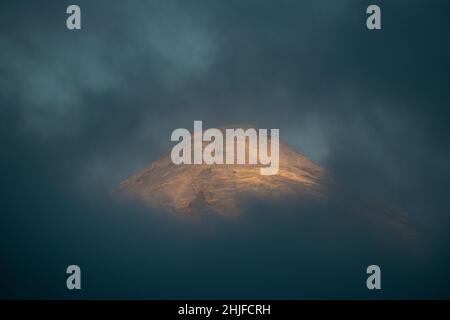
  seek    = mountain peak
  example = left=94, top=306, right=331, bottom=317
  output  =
left=116, top=125, right=326, bottom=215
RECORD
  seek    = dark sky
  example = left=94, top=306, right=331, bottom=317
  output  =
left=1, top=0, right=450, bottom=298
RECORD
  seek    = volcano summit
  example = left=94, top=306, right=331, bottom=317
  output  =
left=116, top=124, right=326, bottom=215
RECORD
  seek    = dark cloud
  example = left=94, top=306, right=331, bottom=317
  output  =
left=1, top=0, right=450, bottom=298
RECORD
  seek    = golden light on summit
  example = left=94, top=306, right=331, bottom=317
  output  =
left=116, top=123, right=327, bottom=215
